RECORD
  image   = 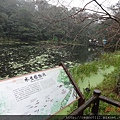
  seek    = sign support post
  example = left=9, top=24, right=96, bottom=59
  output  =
left=59, top=62, right=85, bottom=115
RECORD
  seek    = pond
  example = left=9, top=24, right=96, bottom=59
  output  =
left=0, top=42, right=103, bottom=80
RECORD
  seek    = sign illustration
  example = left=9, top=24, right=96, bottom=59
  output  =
left=0, top=66, right=79, bottom=116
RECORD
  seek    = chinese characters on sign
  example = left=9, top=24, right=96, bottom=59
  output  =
left=24, top=73, right=46, bottom=82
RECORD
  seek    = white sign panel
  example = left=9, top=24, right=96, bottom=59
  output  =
left=0, top=66, right=79, bottom=116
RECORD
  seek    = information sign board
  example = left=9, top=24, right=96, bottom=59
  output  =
left=0, top=66, right=79, bottom=116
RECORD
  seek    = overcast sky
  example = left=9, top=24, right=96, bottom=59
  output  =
left=31, top=0, right=118, bottom=12
left=48, top=0, right=119, bottom=11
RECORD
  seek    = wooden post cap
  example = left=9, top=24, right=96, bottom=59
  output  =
left=93, top=89, right=101, bottom=96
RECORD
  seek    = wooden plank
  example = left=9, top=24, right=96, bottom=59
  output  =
left=59, top=62, right=85, bottom=102
left=69, top=95, right=97, bottom=116
left=99, top=96, right=120, bottom=107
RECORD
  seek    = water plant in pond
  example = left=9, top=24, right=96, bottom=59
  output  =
left=0, top=43, right=99, bottom=80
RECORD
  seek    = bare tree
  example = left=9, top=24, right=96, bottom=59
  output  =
left=46, top=0, right=120, bottom=50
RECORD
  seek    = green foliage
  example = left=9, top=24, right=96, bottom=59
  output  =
left=1, top=0, right=118, bottom=43
left=71, top=51, right=120, bottom=84
left=70, top=62, right=98, bottom=83
left=95, top=69, right=120, bottom=115
left=69, top=51, right=120, bottom=115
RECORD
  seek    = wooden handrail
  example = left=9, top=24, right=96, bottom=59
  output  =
left=67, top=89, right=120, bottom=117
left=69, top=90, right=101, bottom=115
left=99, top=96, right=120, bottom=107
left=70, top=95, right=97, bottom=115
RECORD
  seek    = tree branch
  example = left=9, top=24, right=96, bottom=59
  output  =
left=93, top=0, right=120, bottom=24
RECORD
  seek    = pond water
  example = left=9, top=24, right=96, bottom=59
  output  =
left=0, top=43, right=102, bottom=80
left=78, top=66, right=115, bottom=92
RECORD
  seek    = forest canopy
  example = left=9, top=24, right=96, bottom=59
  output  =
left=0, top=0, right=120, bottom=49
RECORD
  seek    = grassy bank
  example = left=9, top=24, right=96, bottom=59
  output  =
left=69, top=51, right=120, bottom=115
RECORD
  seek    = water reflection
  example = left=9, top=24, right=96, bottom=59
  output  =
left=88, top=47, right=102, bottom=52
left=0, top=43, right=103, bottom=79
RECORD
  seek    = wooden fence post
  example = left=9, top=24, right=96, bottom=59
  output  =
left=78, top=98, right=85, bottom=115
left=91, top=89, right=101, bottom=115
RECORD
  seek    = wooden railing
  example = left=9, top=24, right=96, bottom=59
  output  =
left=66, top=89, right=120, bottom=117
left=60, top=63, right=120, bottom=119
